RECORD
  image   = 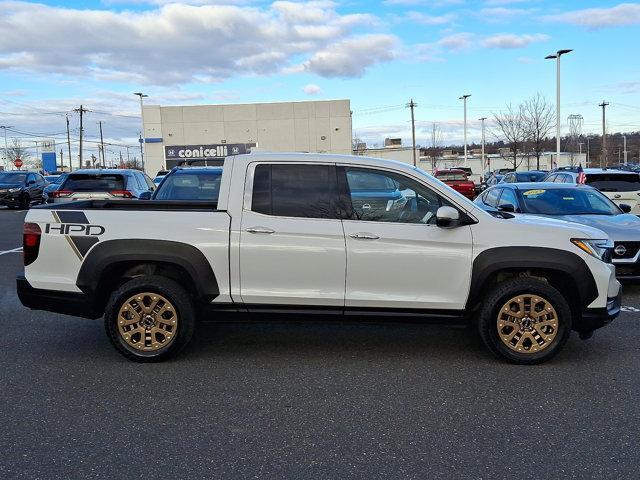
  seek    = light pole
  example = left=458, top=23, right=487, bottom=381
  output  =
left=623, top=135, right=628, bottom=165
left=479, top=117, right=487, bottom=173
left=545, top=49, right=572, bottom=168
left=459, top=94, right=471, bottom=166
left=0, top=125, right=13, bottom=169
left=134, top=92, right=148, bottom=171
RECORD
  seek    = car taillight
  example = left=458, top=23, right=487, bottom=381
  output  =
left=51, top=190, right=72, bottom=198
left=110, top=190, right=133, bottom=198
left=23, top=222, right=41, bottom=266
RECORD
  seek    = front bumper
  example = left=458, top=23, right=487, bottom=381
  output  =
left=16, top=275, right=101, bottom=319
left=579, top=291, right=621, bottom=334
left=0, top=193, right=21, bottom=206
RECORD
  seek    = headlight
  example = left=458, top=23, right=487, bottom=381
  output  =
left=571, top=238, right=613, bottom=261
left=8, top=188, right=21, bottom=193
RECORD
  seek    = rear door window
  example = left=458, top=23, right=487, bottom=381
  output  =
left=483, top=188, right=500, bottom=208
left=62, top=174, right=125, bottom=192
left=586, top=173, right=640, bottom=192
left=251, top=164, right=338, bottom=219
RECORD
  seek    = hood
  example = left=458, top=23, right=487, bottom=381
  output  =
left=506, top=213, right=609, bottom=239
left=534, top=213, right=640, bottom=241
left=0, top=183, right=22, bottom=190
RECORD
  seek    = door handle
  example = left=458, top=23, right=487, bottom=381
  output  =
left=349, top=232, right=380, bottom=240
left=246, top=226, right=275, bottom=234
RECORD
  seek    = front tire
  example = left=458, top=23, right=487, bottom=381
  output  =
left=104, top=276, right=196, bottom=362
left=478, top=278, right=572, bottom=365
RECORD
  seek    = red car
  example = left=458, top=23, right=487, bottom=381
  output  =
left=434, top=169, right=476, bottom=199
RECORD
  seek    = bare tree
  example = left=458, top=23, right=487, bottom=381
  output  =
left=7, top=138, right=29, bottom=163
left=522, top=93, right=555, bottom=170
left=493, top=104, right=528, bottom=169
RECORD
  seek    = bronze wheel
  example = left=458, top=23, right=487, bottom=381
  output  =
left=117, top=292, right=178, bottom=351
left=497, top=294, right=559, bottom=353
left=478, top=278, right=572, bottom=364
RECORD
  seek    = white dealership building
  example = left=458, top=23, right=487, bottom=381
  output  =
left=141, top=99, right=352, bottom=175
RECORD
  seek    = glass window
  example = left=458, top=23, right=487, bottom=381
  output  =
left=519, top=188, right=619, bottom=215
left=26, top=173, right=36, bottom=184
left=483, top=188, right=500, bottom=208
left=154, top=169, right=223, bottom=201
left=498, top=188, right=518, bottom=209
left=0, top=172, right=27, bottom=184
left=585, top=173, right=640, bottom=192
left=545, top=174, right=556, bottom=182
left=344, top=167, right=448, bottom=224
left=62, top=174, right=125, bottom=192
left=251, top=164, right=337, bottom=219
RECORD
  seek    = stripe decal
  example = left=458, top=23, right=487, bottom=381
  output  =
left=51, top=210, right=97, bottom=260
left=64, top=235, right=83, bottom=260
left=57, top=211, right=89, bottom=224
left=69, top=236, right=99, bottom=257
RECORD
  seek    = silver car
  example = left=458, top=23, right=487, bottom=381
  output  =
left=475, top=182, right=640, bottom=279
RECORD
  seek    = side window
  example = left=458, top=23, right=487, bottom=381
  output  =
left=143, top=173, right=155, bottom=190
left=26, top=173, right=35, bottom=184
left=343, top=167, right=448, bottom=224
left=36, top=174, right=45, bottom=185
left=483, top=188, right=500, bottom=208
left=545, top=174, right=556, bottom=182
left=251, top=164, right=338, bottom=219
left=555, top=174, right=567, bottom=183
left=503, top=173, right=513, bottom=183
left=498, top=188, right=518, bottom=209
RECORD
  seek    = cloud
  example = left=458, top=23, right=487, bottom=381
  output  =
left=482, top=33, right=549, bottom=48
left=383, top=0, right=464, bottom=6
left=302, top=34, right=398, bottom=77
left=544, top=3, right=640, bottom=29
left=405, top=11, right=456, bottom=25
left=0, top=1, right=395, bottom=85
left=302, top=83, right=322, bottom=95
left=437, top=33, right=475, bottom=51
left=479, top=7, right=536, bottom=20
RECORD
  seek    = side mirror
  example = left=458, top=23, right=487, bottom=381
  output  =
left=436, top=206, right=460, bottom=228
left=139, top=191, right=152, bottom=200
left=498, top=203, right=516, bottom=213
left=27, top=180, right=35, bottom=186
left=619, top=203, right=632, bottom=213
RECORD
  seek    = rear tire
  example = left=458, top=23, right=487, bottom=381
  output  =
left=478, top=278, right=572, bottom=365
left=104, top=276, right=196, bottom=362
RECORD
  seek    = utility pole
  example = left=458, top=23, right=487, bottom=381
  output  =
left=66, top=115, right=72, bottom=171
left=98, top=121, right=105, bottom=168
left=60, top=149, right=64, bottom=170
left=599, top=101, right=609, bottom=167
left=623, top=135, right=628, bottom=165
left=138, top=132, right=144, bottom=170
left=134, top=92, right=148, bottom=171
left=459, top=94, right=471, bottom=166
left=479, top=117, right=487, bottom=173
left=0, top=125, right=13, bottom=169
left=73, top=105, right=89, bottom=168
left=586, top=137, right=590, bottom=166
left=406, top=99, right=418, bottom=166
left=125, top=145, right=131, bottom=163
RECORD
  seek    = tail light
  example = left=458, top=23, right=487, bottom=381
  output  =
left=23, top=222, right=41, bottom=266
left=51, top=190, right=72, bottom=198
left=110, top=190, right=133, bottom=198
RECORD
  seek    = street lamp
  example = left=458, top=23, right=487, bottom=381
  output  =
left=459, top=94, right=471, bottom=166
left=545, top=49, right=573, bottom=168
left=133, top=92, right=148, bottom=171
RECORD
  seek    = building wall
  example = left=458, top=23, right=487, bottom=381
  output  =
left=142, top=99, right=352, bottom=175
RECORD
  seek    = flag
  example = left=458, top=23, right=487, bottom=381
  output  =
left=577, top=164, right=586, bottom=184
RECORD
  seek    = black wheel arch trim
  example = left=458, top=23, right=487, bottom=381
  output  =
left=467, top=246, right=599, bottom=311
left=76, top=239, right=219, bottom=300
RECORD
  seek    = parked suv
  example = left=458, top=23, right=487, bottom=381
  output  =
left=18, top=153, right=621, bottom=364
left=49, top=169, right=154, bottom=203
left=544, top=168, right=640, bottom=215
left=0, top=171, right=47, bottom=209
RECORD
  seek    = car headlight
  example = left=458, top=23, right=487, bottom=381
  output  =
left=571, top=238, right=613, bottom=261
left=8, top=187, right=21, bottom=193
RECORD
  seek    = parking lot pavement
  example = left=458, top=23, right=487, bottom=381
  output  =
left=2, top=208, right=640, bottom=479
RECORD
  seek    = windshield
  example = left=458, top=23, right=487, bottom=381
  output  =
left=519, top=188, right=620, bottom=215
left=586, top=173, right=640, bottom=192
left=0, top=172, right=27, bottom=184
left=517, top=172, right=546, bottom=182
left=153, top=170, right=222, bottom=201
left=62, top=174, right=125, bottom=192
left=436, top=172, right=467, bottom=181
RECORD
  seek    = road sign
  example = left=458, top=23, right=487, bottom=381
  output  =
left=14, top=158, right=23, bottom=168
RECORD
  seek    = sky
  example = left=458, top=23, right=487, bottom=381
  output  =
left=0, top=0, right=639, bottom=160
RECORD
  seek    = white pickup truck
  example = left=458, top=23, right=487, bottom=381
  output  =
left=17, top=153, right=621, bottom=364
